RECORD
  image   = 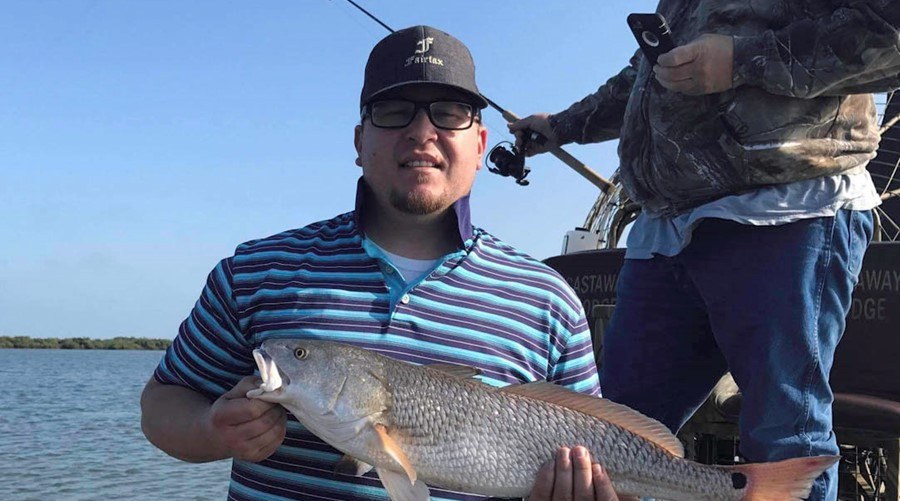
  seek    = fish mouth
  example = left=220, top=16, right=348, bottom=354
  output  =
left=250, top=349, right=290, bottom=395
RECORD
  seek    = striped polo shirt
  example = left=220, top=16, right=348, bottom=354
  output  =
left=154, top=180, right=600, bottom=501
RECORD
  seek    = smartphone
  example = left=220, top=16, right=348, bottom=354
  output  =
left=627, top=13, right=676, bottom=65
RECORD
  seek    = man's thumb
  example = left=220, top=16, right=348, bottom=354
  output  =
left=223, top=376, right=263, bottom=399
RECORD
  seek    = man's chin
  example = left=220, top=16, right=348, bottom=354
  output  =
left=391, top=190, right=446, bottom=215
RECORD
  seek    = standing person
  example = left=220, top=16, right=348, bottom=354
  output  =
left=510, top=3, right=900, bottom=501
left=141, top=25, right=621, bottom=501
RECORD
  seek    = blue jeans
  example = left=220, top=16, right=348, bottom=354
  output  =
left=600, top=210, right=873, bottom=501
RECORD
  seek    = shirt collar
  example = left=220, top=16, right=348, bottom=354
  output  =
left=353, top=176, right=474, bottom=243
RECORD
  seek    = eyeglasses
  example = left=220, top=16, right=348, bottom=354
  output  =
left=362, top=100, right=479, bottom=130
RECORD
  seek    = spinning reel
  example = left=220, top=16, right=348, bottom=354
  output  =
left=487, top=130, right=545, bottom=186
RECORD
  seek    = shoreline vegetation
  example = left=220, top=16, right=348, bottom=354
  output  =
left=0, top=336, right=171, bottom=350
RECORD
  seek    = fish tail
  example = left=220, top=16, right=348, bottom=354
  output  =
left=731, top=455, right=840, bottom=501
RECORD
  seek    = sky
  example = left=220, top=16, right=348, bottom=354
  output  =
left=1, top=0, right=659, bottom=339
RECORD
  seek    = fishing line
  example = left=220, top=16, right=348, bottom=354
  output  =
left=329, top=0, right=384, bottom=40
left=343, top=0, right=394, bottom=33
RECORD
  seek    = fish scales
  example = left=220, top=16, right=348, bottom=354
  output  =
left=382, top=359, right=739, bottom=499
left=248, top=339, right=839, bottom=501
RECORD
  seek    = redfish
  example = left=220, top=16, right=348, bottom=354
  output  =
left=248, top=339, right=837, bottom=501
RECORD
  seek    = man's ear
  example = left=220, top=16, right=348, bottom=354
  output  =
left=354, top=124, right=363, bottom=167
left=475, top=123, right=487, bottom=171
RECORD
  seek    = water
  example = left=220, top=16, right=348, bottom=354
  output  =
left=0, top=349, right=231, bottom=501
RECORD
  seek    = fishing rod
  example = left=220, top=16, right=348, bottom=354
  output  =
left=339, top=0, right=615, bottom=193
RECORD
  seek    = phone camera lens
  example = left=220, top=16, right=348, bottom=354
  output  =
left=642, top=31, right=660, bottom=47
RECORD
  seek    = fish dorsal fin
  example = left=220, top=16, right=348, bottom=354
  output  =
left=374, top=424, right=418, bottom=484
left=423, top=363, right=481, bottom=379
left=501, top=382, right=684, bottom=457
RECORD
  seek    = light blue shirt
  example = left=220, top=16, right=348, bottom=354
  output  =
left=625, top=170, right=882, bottom=259
left=364, top=238, right=441, bottom=303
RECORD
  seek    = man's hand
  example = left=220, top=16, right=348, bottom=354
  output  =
left=653, top=34, right=734, bottom=96
left=507, top=113, right=558, bottom=157
left=529, top=446, right=635, bottom=501
left=206, top=376, right=287, bottom=462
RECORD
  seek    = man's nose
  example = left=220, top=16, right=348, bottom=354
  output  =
left=406, top=108, right=438, bottom=141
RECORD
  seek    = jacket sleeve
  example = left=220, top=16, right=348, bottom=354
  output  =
left=548, top=52, right=640, bottom=146
left=733, top=1, right=900, bottom=98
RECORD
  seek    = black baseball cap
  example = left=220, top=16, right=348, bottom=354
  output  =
left=360, top=25, right=488, bottom=109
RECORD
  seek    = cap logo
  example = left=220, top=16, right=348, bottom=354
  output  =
left=405, top=37, right=444, bottom=68
left=415, top=37, right=434, bottom=54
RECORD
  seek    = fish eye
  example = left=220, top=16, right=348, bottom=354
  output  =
left=293, top=347, right=308, bottom=360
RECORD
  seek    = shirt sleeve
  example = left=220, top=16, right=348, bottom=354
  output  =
left=548, top=53, right=640, bottom=146
left=153, top=256, right=256, bottom=399
left=733, top=1, right=900, bottom=98
left=546, top=286, right=603, bottom=398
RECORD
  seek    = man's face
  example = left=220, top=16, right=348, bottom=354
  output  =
left=354, top=85, right=487, bottom=218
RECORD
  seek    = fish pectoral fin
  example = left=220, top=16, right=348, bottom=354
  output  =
left=501, top=382, right=684, bottom=458
left=374, top=423, right=418, bottom=484
left=376, top=467, right=431, bottom=501
left=423, top=363, right=482, bottom=380
left=334, top=455, right=374, bottom=477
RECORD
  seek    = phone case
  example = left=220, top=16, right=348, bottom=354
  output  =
left=627, top=13, right=675, bottom=65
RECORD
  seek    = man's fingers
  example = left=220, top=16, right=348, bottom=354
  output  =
left=232, top=405, right=287, bottom=442
left=552, top=447, right=573, bottom=501
left=508, top=115, right=537, bottom=133
left=212, top=376, right=283, bottom=429
left=655, top=34, right=734, bottom=96
left=507, top=113, right=555, bottom=155
left=212, top=397, right=280, bottom=429
left=508, top=119, right=532, bottom=150
left=653, top=64, right=695, bottom=85
left=223, top=406, right=288, bottom=462
left=527, top=460, right=556, bottom=501
left=530, top=446, right=627, bottom=501
left=657, top=43, right=698, bottom=67
left=508, top=119, right=526, bottom=132
left=571, top=447, right=594, bottom=500
left=591, top=463, right=621, bottom=501
left=653, top=43, right=700, bottom=91
left=223, top=375, right=264, bottom=399
left=202, top=376, right=289, bottom=462
left=238, top=409, right=288, bottom=461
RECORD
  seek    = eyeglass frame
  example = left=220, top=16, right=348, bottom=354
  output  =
left=360, top=99, right=482, bottom=131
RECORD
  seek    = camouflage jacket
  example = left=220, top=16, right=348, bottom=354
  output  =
left=550, top=0, right=900, bottom=216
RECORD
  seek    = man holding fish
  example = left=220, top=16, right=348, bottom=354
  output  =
left=141, top=25, right=621, bottom=501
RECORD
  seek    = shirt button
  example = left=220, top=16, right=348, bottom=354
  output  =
left=400, top=294, right=410, bottom=304
left=384, top=267, right=394, bottom=274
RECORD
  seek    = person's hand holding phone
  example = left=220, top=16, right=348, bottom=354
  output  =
left=628, top=14, right=734, bottom=96
left=653, top=34, right=735, bottom=96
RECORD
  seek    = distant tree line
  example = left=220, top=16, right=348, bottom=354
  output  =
left=0, top=336, right=171, bottom=350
